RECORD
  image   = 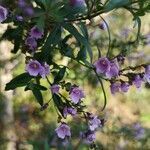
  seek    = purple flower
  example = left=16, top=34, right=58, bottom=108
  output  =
left=50, top=84, right=60, bottom=94
left=94, top=57, right=110, bottom=75
left=69, top=0, right=85, bottom=7
left=106, top=60, right=119, bottom=78
left=110, top=82, right=120, bottom=94
left=26, top=60, right=43, bottom=76
left=70, top=87, right=84, bottom=104
left=63, top=107, right=77, bottom=118
left=0, top=5, right=8, bottom=23
left=55, top=123, right=71, bottom=139
left=133, top=123, right=145, bottom=140
left=132, top=75, right=143, bottom=89
left=25, top=36, right=37, bottom=50
left=121, top=82, right=130, bottom=92
left=98, top=22, right=107, bottom=30
left=39, top=63, right=50, bottom=78
left=18, top=0, right=26, bottom=8
left=24, top=6, right=34, bottom=16
left=67, top=107, right=77, bottom=115
left=82, top=131, right=96, bottom=144
left=88, top=116, right=101, bottom=131
left=30, top=26, right=44, bottom=39
left=144, top=65, right=150, bottom=84
left=16, top=15, right=23, bottom=22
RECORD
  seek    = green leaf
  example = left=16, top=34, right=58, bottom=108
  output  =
left=32, top=88, right=43, bottom=106
left=63, top=23, right=93, bottom=62
left=54, top=67, right=66, bottom=83
left=105, top=0, right=130, bottom=11
left=33, top=84, right=47, bottom=91
left=77, top=46, right=87, bottom=61
left=13, top=26, right=23, bottom=53
left=36, top=16, right=45, bottom=30
left=25, top=83, right=47, bottom=91
left=79, top=22, right=89, bottom=39
left=59, top=35, right=74, bottom=58
left=42, top=25, right=61, bottom=61
left=52, top=94, right=64, bottom=116
left=5, top=73, right=32, bottom=91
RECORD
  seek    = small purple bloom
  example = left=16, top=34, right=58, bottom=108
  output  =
left=24, top=6, right=34, bottom=16
left=16, top=15, right=23, bottom=22
left=86, top=132, right=96, bottom=144
left=98, top=22, right=107, bottom=30
left=55, top=123, right=71, bottom=139
left=94, top=57, right=110, bottom=75
left=67, top=107, right=77, bottom=116
left=106, top=60, right=119, bottom=79
left=0, top=5, right=8, bottom=23
left=39, top=63, right=50, bottom=78
left=133, top=123, right=145, bottom=140
left=50, top=84, right=60, bottom=94
left=144, top=65, right=150, bottom=84
left=69, top=0, right=85, bottom=7
left=26, top=60, right=42, bottom=76
left=25, top=36, right=37, bottom=50
left=30, top=26, right=44, bottom=39
left=121, top=82, right=130, bottom=92
left=18, top=0, right=26, bottom=8
left=82, top=131, right=96, bottom=144
left=70, top=87, right=84, bottom=104
left=110, top=82, right=120, bottom=94
left=89, top=116, right=101, bottom=131
left=132, top=75, right=143, bottom=89
left=63, top=107, right=77, bottom=118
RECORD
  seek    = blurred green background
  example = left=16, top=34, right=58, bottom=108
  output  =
left=0, top=9, right=150, bottom=150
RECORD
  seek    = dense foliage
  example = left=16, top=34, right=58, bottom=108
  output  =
left=0, top=0, right=150, bottom=148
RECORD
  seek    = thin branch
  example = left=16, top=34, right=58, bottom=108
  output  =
left=99, top=16, right=111, bottom=58
left=94, top=69, right=107, bottom=111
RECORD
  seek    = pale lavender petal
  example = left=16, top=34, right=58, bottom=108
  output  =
left=94, top=57, right=110, bottom=75
left=55, top=123, right=71, bottom=139
left=0, top=5, right=8, bottom=23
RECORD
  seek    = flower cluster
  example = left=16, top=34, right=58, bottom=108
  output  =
left=94, top=57, right=150, bottom=95
left=51, top=83, right=102, bottom=145
left=94, top=57, right=119, bottom=79
left=26, top=60, right=50, bottom=78
left=54, top=85, right=85, bottom=140
left=25, top=26, right=44, bottom=51
left=80, top=113, right=102, bottom=144
left=110, top=66, right=150, bottom=95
